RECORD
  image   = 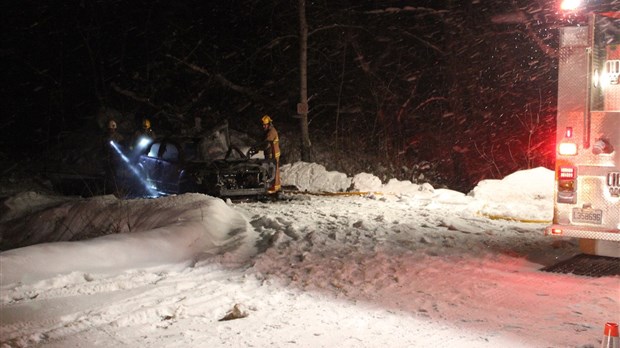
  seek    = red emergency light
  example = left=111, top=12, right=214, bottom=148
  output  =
left=550, top=228, right=563, bottom=235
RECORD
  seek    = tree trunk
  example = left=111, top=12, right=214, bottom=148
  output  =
left=298, top=0, right=313, bottom=162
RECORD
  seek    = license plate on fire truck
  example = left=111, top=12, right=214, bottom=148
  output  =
left=572, top=208, right=603, bottom=224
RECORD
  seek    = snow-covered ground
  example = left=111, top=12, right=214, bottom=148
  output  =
left=1, top=163, right=618, bottom=348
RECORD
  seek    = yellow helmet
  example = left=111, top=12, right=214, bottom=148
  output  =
left=142, top=119, right=151, bottom=129
left=261, top=115, right=272, bottom=125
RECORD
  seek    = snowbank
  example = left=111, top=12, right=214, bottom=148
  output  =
left=468, top=167, right=554, bottom=222
left=0, top=194, right=256, bottom=284
left=281, top=163, right=554, bottom=222
left=281, top=162, right=351, bottom=192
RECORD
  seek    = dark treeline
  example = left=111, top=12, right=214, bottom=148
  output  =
left=2, top=0, right=567, bottom=191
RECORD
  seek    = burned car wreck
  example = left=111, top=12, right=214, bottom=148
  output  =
left=130, top=123, right=277, bottom=198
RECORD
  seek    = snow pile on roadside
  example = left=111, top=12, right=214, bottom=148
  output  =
left=281, top=163, right=554, bottom=222
left=281, top=162, right=351, bottom=192
left=282, top=162, right=434, bottom=194
left=0, top=193, right=257, bottom=285
left=469, top=167, right=554, bottom=203
left=468, top=167, right=554, bottom=221
left=350, top=172, right=382, bottom=191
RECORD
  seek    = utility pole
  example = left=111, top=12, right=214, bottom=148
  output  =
left=298, top=0, right=312, bottom=161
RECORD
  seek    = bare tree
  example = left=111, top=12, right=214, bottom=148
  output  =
left=298, top=0, right=312, bottom=162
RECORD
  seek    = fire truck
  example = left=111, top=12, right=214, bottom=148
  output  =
left=545, top=2, right=620, bottom=257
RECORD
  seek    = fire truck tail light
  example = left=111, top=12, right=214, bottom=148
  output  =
left=550, top=228, right=563, bottom=235
left=559, top=142, right=578, bottom=155
left=559, top=166, right=576, bottom=179
left=557, top=166, right=577, bottom=204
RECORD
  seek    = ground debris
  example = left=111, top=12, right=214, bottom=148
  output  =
left=219, top=303, right=249, bottom=321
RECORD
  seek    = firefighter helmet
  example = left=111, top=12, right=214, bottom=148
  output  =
left=108, top=120, right=117, bottom=130
left=143, top=119, right=151, bottom=129
left=261, top=115, right=272, bottom=125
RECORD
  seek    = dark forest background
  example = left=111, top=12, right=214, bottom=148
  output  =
left=1, top=0, right=573, bottom=192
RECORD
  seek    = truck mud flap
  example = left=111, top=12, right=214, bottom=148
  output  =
left=540, top=254, right=620, bottom=277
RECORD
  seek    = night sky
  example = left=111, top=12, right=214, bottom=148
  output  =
left=1, top=0, right=599, bottom=189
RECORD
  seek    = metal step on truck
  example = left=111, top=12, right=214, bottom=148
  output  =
left=545, top=2, right=620, bottom=257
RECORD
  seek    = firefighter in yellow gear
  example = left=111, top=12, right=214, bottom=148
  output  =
left=261, top=115, right=281, bottom=193
left=133, top=119, right=156, bottom=144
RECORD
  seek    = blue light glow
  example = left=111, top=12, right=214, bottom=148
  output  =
left=109, top=141, right=161, bottom=197
left=137, top=136, right=152, bottom=150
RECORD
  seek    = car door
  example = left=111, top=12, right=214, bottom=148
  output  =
left=139, top=140, right=182, bottom=194
left=138, top=141, right=162, bottom=191
left=157, top=141, right=182, bottom=193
